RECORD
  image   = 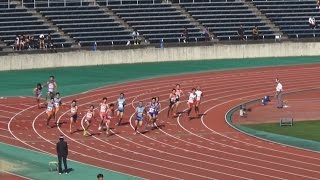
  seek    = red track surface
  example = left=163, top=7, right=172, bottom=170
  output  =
left=1, top=64, right=320, bottom=180
left=0, top=172, right=30, bottom=180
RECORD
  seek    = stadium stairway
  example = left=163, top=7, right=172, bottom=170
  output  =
left=244, top=0, right=287, bottom=40
left=107, top=0, right=205, bottom=44
left=252, top=0, right=320, bottom=39
left=180, top=0, right=277, bottom=41
left=170, top=2, right=217, bottom=42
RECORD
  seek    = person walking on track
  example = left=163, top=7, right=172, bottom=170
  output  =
left=275, top=78, right=283, bottom=108
left=56, top=135, right=68, bottom=174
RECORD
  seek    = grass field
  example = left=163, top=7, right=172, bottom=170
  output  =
left=244, top=120, right=320, bottom=142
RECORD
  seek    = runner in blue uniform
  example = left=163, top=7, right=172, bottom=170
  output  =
left=46, top=98, right=55, bottom=128
left=134, top=101, right=146, bottom=135
left=53, top=92, right=63, bottom=125
left=116, top=93, right=126, bottom=126
left=146, top=97, right=157, bottom=129
left=154, top=97, right=161, bottom=126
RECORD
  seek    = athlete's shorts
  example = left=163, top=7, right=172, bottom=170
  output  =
left=55, top=106, right=60, bottom=112
left=149, top=112, right=156, bottom=117
left=196, top=100, right=201, bottom=105
left=169, top=100, right=175, bottom=106
left=136, top=116, right=143, bottom=121
left=84, top=119, right=91, bottom=123
left=118, top=107, right=124, bottom=112
left=176, top=97, right=180, bottom=102
left=47, top=91, right=55, bottom=99
left=71, top=114, right=78, bottom=121
left=188, top=102, right=194, bottom=107
left=100, top=112, right=107, bottom=120
left=36, top=93, right=42, bottom=99
left=46, top=110, right=53, bottom=116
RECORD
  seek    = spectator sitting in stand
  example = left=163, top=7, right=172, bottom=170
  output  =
left=181, top=27, right=189, bottom=43
left=237, top=25, right=245, bottom=41
left=47, top=32, right=57, bottom=52
left=39, top=34, right=45, bottom=49
left=132, top=29, right=140, bottom=45
left=309, top=16, right=317, bottom=29
left=202, top=26, right=210, bottom=41
left=252, top=26, right=259, bottom=40
left=20, top=34, right=26, bottom=50
left=29, top=36, right=35, bottom=49
left=317, top=0, right=320, bottom=9
left=14, top=34, right=20, bottom=51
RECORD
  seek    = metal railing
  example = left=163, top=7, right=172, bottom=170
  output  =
left=2, top=0, right=244, bottom=8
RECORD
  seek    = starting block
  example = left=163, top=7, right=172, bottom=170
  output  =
left=280, top=117, right=293, bottom=126
left=49, top=161, right=58, bottom=171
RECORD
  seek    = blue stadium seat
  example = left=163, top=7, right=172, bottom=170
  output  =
left=181, top=2, right=276, bottom=41
left=253, top=0, right=319, bottom=39
left=109, top=3, right=204, bottom=43
left=36, top=5, right=133, bottom=46
left=0, top=6, right=70, bottom=48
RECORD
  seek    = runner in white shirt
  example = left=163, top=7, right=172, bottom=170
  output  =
left=174, top=84, right=184, bottom=116
left=187, top=88, right=197, bottom=119
left=44, top=75, right=58, bottom=101
left=195, top=86, right=203, bottom=116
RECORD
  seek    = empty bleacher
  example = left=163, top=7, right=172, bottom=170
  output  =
left=0, top=3, right=69, bottom=49
left=180, top=0, right=275, bottom=40
left=107, top=0, right=205, bottom=44
left=253, top=0, right=320, bottom=39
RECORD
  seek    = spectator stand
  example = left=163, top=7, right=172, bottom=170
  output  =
left=253, top=0, right=320, bottom=40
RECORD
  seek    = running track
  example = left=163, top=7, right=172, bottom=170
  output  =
left=1, top=64, right=320, bottom=179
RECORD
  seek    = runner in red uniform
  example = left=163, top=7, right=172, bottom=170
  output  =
left=187, top=88, right=197, bottom=119
left=104, top=103, right=116, bottom=135
left=46, top=98, right=55, bottom=128
left=83, top=105, right=95, bottom=136
left=167, top=89, right=176, bottom=118
left=69, top=100, right=78, bottom=134
left=33, top=83, right=43, bottom=109
left=98, top=97, right=108, bottom=131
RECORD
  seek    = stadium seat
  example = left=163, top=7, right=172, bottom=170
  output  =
left=253, top=0, right=320, bottom=39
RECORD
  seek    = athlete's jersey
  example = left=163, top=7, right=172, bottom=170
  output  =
left=47, top=102, right=54, bottom=111
left=188, top=93, right=197, bottom=103
left=71, top=105, right=78, bottom=114
left=170, top=93, right=176, bottom=103
left=176, top=89, right=182, bottom=98
left=100, top=103, right=108, bottom=112
left=195, top=90, right=203, bottom=101
left=155, top=102, right=161, bottom=112
left=35, top=87, right=42, bottom=95
left=136, top=106, right=145, bottom=117
left=54, top=97, right=62, bottom=107
left=107, top=109, right=115, bottom=119
left=86, top=111, right=94, bottom=120
left=149, top=103, right=156, bottom=113
left=117, top=98, right=125, bottom=109
left=47, top=80, right=56, bottom=92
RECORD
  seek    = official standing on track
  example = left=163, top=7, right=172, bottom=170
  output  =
left=275, top=78, right=283, bottom=108
left=56, top=135, right=68, bottom=174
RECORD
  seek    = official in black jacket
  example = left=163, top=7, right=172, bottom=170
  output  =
left=56, top=135, right=68, bottom=174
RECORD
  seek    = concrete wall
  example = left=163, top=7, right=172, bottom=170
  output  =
left=1, top=42, right=320, bottom=71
